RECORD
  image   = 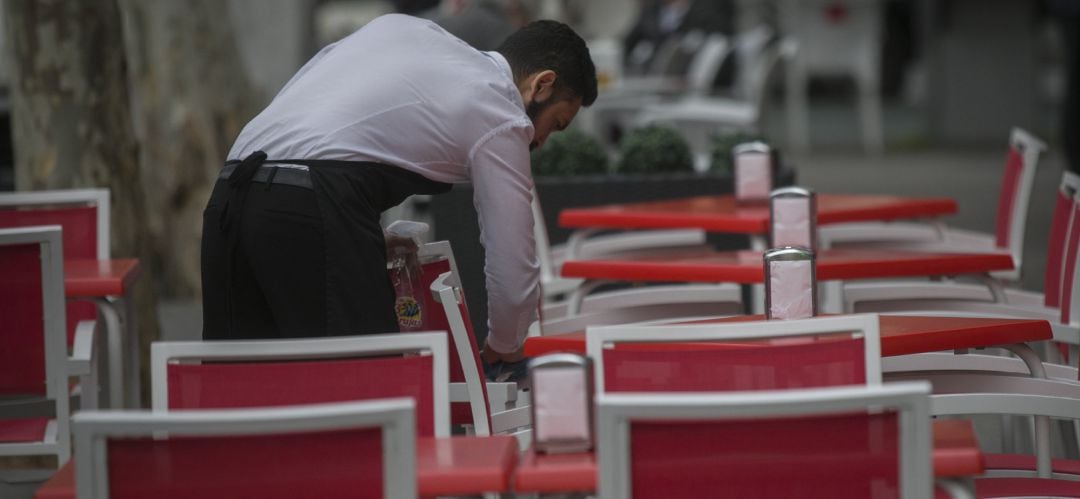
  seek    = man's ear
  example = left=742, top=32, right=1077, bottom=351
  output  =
left=526, top=70, right=558, bottom=104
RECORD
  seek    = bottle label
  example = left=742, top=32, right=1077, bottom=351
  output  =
left=395, top=296, right=423, bottom=329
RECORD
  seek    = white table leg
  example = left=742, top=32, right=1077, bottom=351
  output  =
left=90, top=298, right=123, bottom=408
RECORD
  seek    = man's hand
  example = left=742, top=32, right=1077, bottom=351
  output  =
left=480, top=341, right=525, bottom=365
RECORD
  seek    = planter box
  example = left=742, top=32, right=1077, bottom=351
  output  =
left=430, top=168, right=796, bottom=343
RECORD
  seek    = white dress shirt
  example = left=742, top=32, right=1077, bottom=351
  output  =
left=229, top=14, right=539, bottom=353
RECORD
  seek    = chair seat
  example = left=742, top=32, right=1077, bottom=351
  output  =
left=983, top=453, right=1080, bottom=477
left=976, top=477, right=1080, bottom=498
left=0, top=418, right=49, bottom=443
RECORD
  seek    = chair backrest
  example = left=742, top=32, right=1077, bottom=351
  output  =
left=0, top=226, right=71, bottom=462
left=73, top=398, right=416, bottom=499
left=779, top=0, right=883, bottom=76
left=431, top=271, right=494, bottom=435
left=0, top=188, right=110, bottom=346
left=586, top=314, right=882, bottom=393
left=596, top=382, right=932, bottom=499
left=0, top=188, right=110, bottom=259
left=994, top=128, right=1047, bottom=277
left=1042, top=171, right=1080, bottom=308
left=150, top=332, right=449, bottom=437
left=1062, top=191, right=1080, bottom=326
left=684, top=33, right=731, bottom=96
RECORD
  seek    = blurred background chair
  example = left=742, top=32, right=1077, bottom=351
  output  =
left=780, top=0, right=885, bottom=154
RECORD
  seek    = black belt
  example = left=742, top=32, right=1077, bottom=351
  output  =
left=219, top=161, right=313, bottom=190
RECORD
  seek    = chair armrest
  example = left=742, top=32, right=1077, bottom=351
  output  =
left=448, top=382, right=518, bottom=405
left=553, top=229, right=707, bottom=262
left=67, top=319, right=97, bottom=376
left=491, top=405, right=532, bottom=434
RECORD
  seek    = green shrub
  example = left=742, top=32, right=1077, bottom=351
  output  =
left=530, top=128, right=609, bottom=177
left=615, top=125, right=694, bottom=174
left=709, top=131, right=765, bottom=174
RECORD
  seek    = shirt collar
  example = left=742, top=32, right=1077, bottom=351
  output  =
left=485, top=51, right=525, bottom=112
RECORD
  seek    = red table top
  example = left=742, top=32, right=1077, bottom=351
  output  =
left=559, top=194, right=958, bottom=233
left=560, top=248, right=1014, bottom=284
left=513, top=419, right=982, bottom=492
left=33, top=435, right=518, bottom=498
left=64, top=258, right=141, bottom=297
left=523, top=314, right=1053, bottom=358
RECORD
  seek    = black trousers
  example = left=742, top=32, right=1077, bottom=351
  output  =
left=201, top=158, right=448, bottom=341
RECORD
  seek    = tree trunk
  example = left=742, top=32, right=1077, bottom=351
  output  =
left=5, top=0, right=160, bottom=404
left=118, top=0, right=260, bottom=299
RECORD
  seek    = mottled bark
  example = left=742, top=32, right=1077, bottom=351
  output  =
left=118, top=0, right=259, bottom=299
left=2, top=0, right=158, bottom=462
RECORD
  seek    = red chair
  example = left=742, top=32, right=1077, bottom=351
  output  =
left=0, top=189, right=127, bottom=408
left=72, top=398, right=416, bottom=499
left=149, top=332, right=449, bottom=437
left=822, top=127, right=1047, bottom=284
left=596, top=382, right=934, bottom=498
left=0, top=226, right=96, bottom=468
left=418, top=241, right=525, bottom=437
left=585, top=314, right=883, bottom=393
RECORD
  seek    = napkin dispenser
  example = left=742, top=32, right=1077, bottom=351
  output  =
left=769, top=186, right=817, bottom=250
left=734, top=141, right=773, bottom=202
left=529, top=353, right=595, bottom=454
left=764, top=246, right=817, bottom=320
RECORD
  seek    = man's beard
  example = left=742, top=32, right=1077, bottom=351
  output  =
left=526, top=99, right=550, bottom=151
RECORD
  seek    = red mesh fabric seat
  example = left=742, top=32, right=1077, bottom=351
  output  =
left=628, top=412, right=901, bottom=498
left=152, top=331, right=450, bottom=437
left=167, top=354, right=435, bottom=436
left=603, top=336, right=867, bottom=392
left=0, top=205, right=99, bottom=346
left=104, top=427, right=384, bottom=499
left=0, top=226, right=77, bottom=463
left=73, top=399, right=416, bottom=499
left=975, top=477, right=1080, bottom=498
left=993, top=147, right=1024, bottom=249
left=596, top=382, right=933, bottom=499
left=589, top=315, right=881, bottom=393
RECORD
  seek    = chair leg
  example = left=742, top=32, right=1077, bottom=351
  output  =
left=91, top=298, right=123, bottom=408
left=857, top=74, right=884, bottom=155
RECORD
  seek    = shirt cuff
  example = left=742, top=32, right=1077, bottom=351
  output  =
left=484, top=333, right=520, bottom=355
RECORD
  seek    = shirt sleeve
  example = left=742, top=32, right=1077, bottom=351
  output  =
left=468, top=119, right=540, bottom=354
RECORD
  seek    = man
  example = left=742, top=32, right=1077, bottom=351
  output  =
left=201, top=14, right=597, bottom=369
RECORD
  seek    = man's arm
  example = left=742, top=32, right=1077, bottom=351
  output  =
left=468, top=120, right=540, bottom=361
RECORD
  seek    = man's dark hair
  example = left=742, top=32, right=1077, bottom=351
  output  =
left=497, top=20, right=598, bottom=106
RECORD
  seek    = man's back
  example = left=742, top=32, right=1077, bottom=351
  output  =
left=229, top=14, right=529, bottom=183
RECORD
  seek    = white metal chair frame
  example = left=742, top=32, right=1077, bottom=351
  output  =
left=420, top=240, right=522, bottom=422
left=431, top=272, right=531, bottom=439
left=149, top=332, right=450, bottom=437
left=72, top=398, right=416, bottom=499
left=532, top=190, right=744, bottom=321
left=586, top=314, right=883, bottom=392
left=0, top=226, right=97, bottom=465
left=933, top=392, right=1080, bottom=481
left=826, top=127, right=1048, bottom=289
left=0, top=188, right=134, bottom=409
left=596, top=382, right=933, bottom=499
